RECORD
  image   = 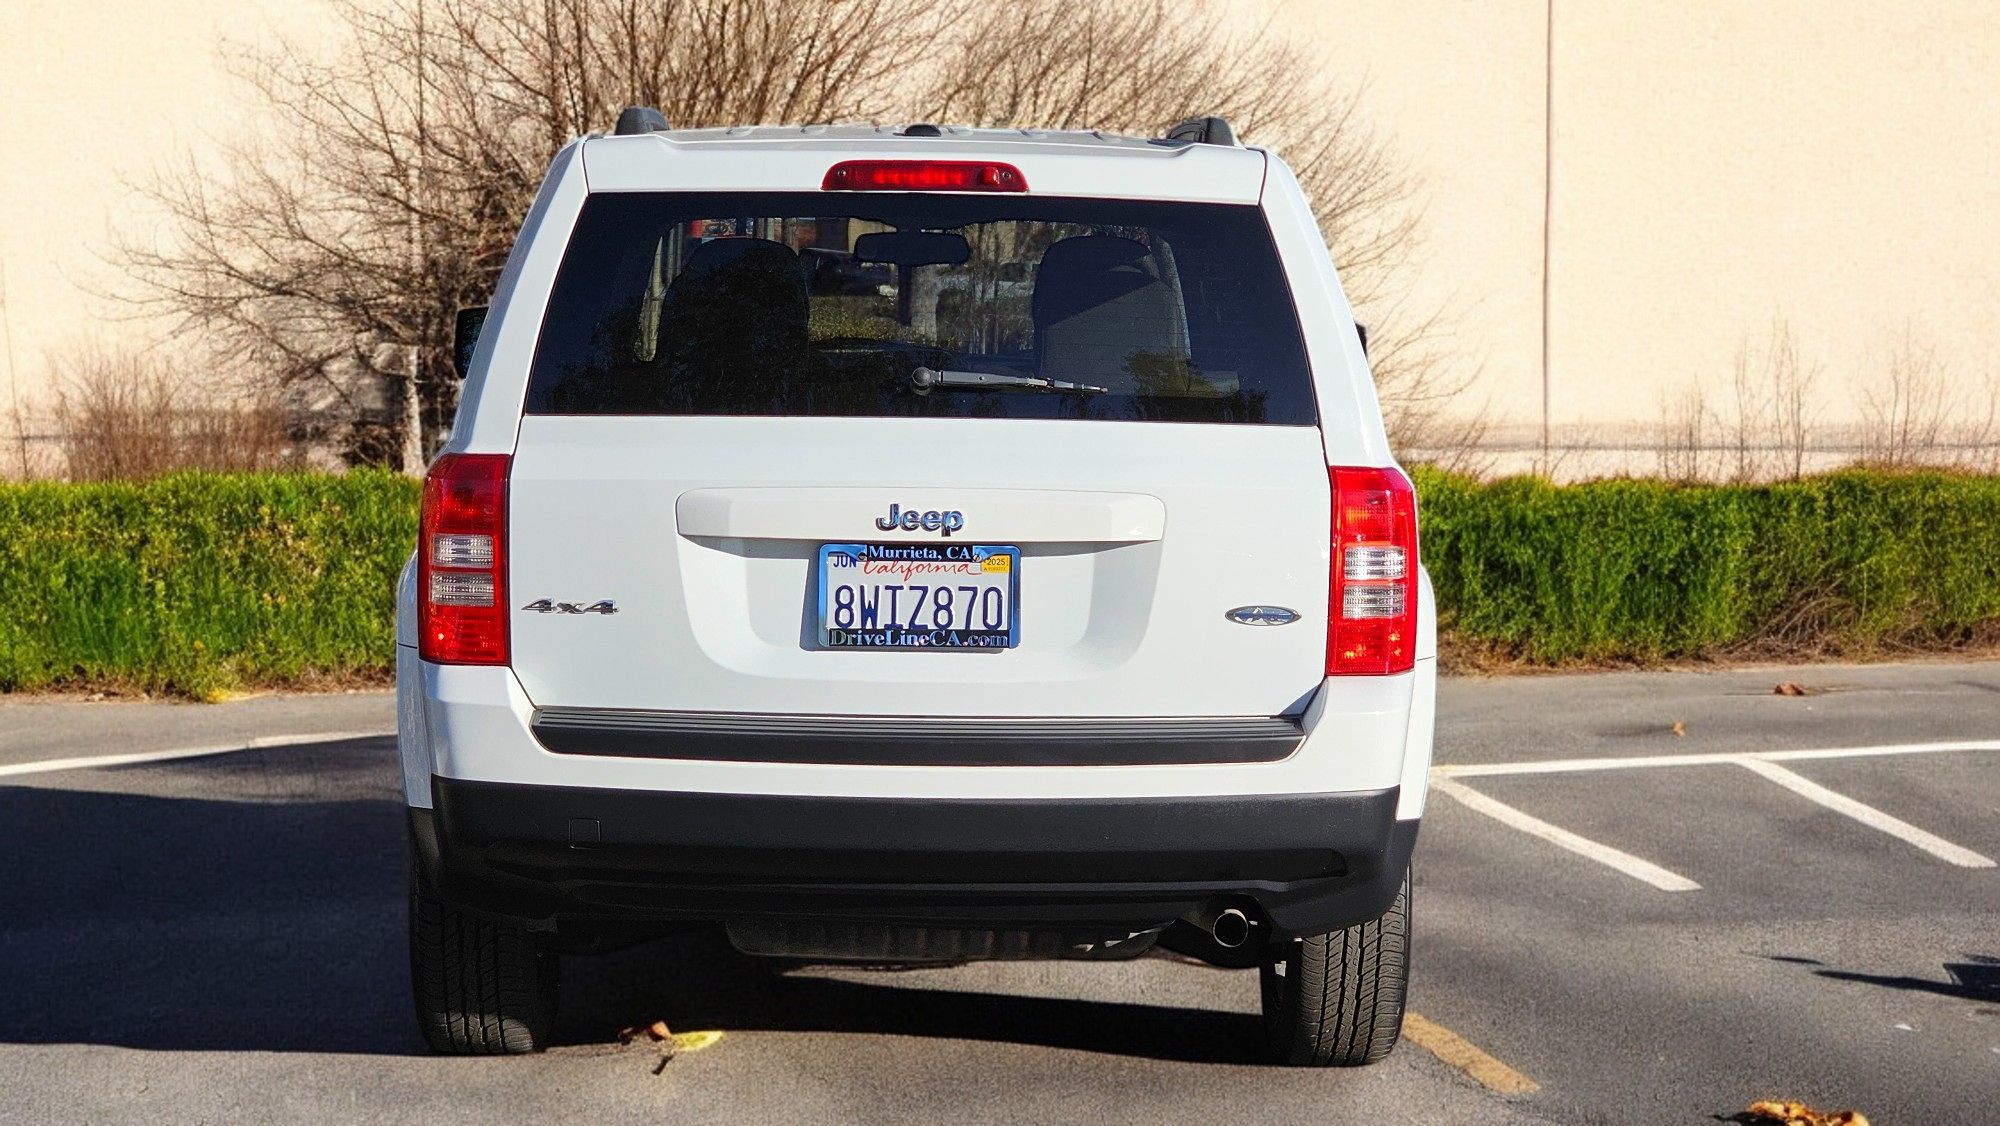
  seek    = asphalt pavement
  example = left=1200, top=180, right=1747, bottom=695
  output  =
left=1, top=661, right=1997, bottom=1124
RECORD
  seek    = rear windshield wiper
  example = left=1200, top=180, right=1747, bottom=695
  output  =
left=910, top=365, right=1107, bottom=395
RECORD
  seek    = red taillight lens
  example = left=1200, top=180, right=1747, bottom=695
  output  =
left=418, top=453, right=510, bottom=665
left=1328, top=466, right=1418, bottom=676
left=821, top=160, right=1028, bottom=192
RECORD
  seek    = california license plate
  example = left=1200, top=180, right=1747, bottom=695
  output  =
left=816, top=543, right=1019, bottom=649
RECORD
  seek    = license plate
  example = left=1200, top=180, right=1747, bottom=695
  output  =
left=816, top=543, right=1019, bottom=650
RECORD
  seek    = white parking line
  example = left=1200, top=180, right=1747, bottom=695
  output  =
left=1431, top=740, right=2000, bottom=887
left=1429, top=775, right=1702, bottom=891
left=1435, top=740, right=2000, bottom=779
left=0, top=731, right=395, bottom=780
left=1731, top=756, right=1997, bottom=868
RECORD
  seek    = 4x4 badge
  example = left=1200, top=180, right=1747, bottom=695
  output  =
left=522, top=599, right=618, bottom=615
left=1225, top=605, right=1300, bottom=626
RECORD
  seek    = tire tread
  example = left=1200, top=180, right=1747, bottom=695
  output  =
left=1261, top=868, right=1410, bottom=1066
left=409, top=884, right=553, bottom=1054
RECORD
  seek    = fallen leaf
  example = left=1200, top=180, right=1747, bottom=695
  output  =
left=671, top=1030, right=725, bottom=1053
left=1671, top=721, right=1686, bottom=737
left=1736, top=1098, right=1870, bottom=1126
left=617, top=1019, right=673, bottom=1044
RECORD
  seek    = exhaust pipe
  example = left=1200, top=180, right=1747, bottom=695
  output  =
left=1210, top=907, right=1251, bottom=949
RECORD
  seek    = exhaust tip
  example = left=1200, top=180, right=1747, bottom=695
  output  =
left=1211, top=907, right=1251, bottom=949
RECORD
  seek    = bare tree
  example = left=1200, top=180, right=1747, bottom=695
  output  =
left=1766, top=322, right=1819, bottom=481
left=128, top=0, right=1448, bottom=468
left=1858, top=332, right=1997, bottom=470
left=922, top=0, right=1466, bottom=450
left=1726, top=337, right=1764, bottom=482
left=1656, top=384, right=1712, bottom=483
left=126, top=0, right=945, bottom=469
left=1721, top=320, right=1819, bottom=482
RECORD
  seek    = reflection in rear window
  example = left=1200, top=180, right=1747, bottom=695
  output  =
left=524, top=192, right=1316, bottom=425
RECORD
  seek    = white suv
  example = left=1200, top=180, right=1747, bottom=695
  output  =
left=397, top=110, right=1435, bottom=1066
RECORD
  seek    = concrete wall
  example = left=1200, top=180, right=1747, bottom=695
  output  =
left=0, top=1, right=326, bottom=410
left=2, top=0, right=1995, bottom=438
left=1297, top=0, right=2000, bottom=438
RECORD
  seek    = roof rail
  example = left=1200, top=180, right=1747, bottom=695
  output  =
left=614, top=106, right=671, bottom=136
left=1163, top=116, right=1239, bottom=147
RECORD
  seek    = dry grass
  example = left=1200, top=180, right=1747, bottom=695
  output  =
left=44, top=349, right=300, bottom=481
left=1438, top=627, right=2000, bottom=678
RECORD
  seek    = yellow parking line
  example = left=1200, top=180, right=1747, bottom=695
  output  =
left=1403, top=1012, right=1540, bottom=1096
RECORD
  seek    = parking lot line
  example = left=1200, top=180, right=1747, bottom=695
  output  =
left=0, top=730, right=394, bottom=780
left=1401, top=1012, right=1541, bottom=1096
left=1436, top=740, right=2000, bottom=780
left=1429, top=775, right=1702, bottom=891
left=1732, top=756, right=1997, bottom=868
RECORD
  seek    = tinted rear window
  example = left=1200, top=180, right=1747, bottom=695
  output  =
left=524, top=192, right=1315, bottom=425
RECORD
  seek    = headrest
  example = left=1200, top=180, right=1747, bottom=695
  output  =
left=1037, top=235, right=1151, bottom=276
left=673, top=237, right=799, bottom=287
left=1032, top=235, right=1158, bottom=328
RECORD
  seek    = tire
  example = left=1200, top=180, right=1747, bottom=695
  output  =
left=1259, top=866, right=1410, bottom=1066
left=409, top=883, right=558, bottom=1054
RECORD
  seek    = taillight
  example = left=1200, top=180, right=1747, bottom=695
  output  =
left=821, top=160, right=1028, bottom=192
left=418, top=453, right=510, bottom=665
left=1328, top=466, right=1418, bottom=676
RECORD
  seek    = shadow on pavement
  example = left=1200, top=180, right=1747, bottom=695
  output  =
left=0, top=745, right=1263, bottom=1063
left=0, top=771, right=416, bottom=1054
left=1770, top=954, right=2000, bottom=1002
left=568, top=930, right=1266, bottom=1064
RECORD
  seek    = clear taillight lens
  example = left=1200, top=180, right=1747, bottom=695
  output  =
left=428, top=572, right=495, bottom=606
left=417, top=453, right=510, bottom=665
left=430, top=533, right=494, bottom=568
left=1328, top=466, right=1418, bottom=675
left=1343, top=545, right=1407, bottom=582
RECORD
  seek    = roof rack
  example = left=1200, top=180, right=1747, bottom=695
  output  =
left=1163, top=116, right=1239, bottom=147
left=614, top=106, right=671, bottom=136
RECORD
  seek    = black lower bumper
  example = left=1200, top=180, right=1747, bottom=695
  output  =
left=414, top=777, right=1418, bottom=941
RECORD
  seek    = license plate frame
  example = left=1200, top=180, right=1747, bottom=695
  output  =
left=815, top=542, right=1020, bottom=651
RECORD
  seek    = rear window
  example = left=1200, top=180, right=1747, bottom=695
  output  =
left=524, top=192, right=1316, bottom=425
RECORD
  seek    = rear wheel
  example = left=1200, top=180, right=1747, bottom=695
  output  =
left=409, top=884, right=558, bottom=1054
left=1259, top=867, right=1410, bottom=1066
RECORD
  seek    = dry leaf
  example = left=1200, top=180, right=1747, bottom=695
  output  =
left=672, top=1030, right=725, bottom=1053
left=617, top=1019, right=673, bottom=1044
left=1671, top=721, right=1686, bottom=737
left=1739, top=1099, right=1870, bottom=1126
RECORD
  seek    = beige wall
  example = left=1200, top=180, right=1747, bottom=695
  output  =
left=3, top=0, right=1996, bottom=437
left=1293, top=0, right=2000, bottom=434
left=1, top=0, right=329, bottom=411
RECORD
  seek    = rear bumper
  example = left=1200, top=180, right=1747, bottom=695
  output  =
left=413, top=777, right=1418, bottom=941
left=400, top=659, right=1437, bottom=813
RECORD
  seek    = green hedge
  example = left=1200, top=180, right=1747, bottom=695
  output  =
left=1416, top=467, right=2000, bottom=663
left=3, top=468, right=1997, bottom=696
left=0, top=471, right=418, bottom=696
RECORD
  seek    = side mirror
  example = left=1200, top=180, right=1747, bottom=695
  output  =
left=1355, top=322, right=1370, bottom=357
left=453, top=306, right=489, bottom=379
left=854, top=230, right=971, bottom=269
